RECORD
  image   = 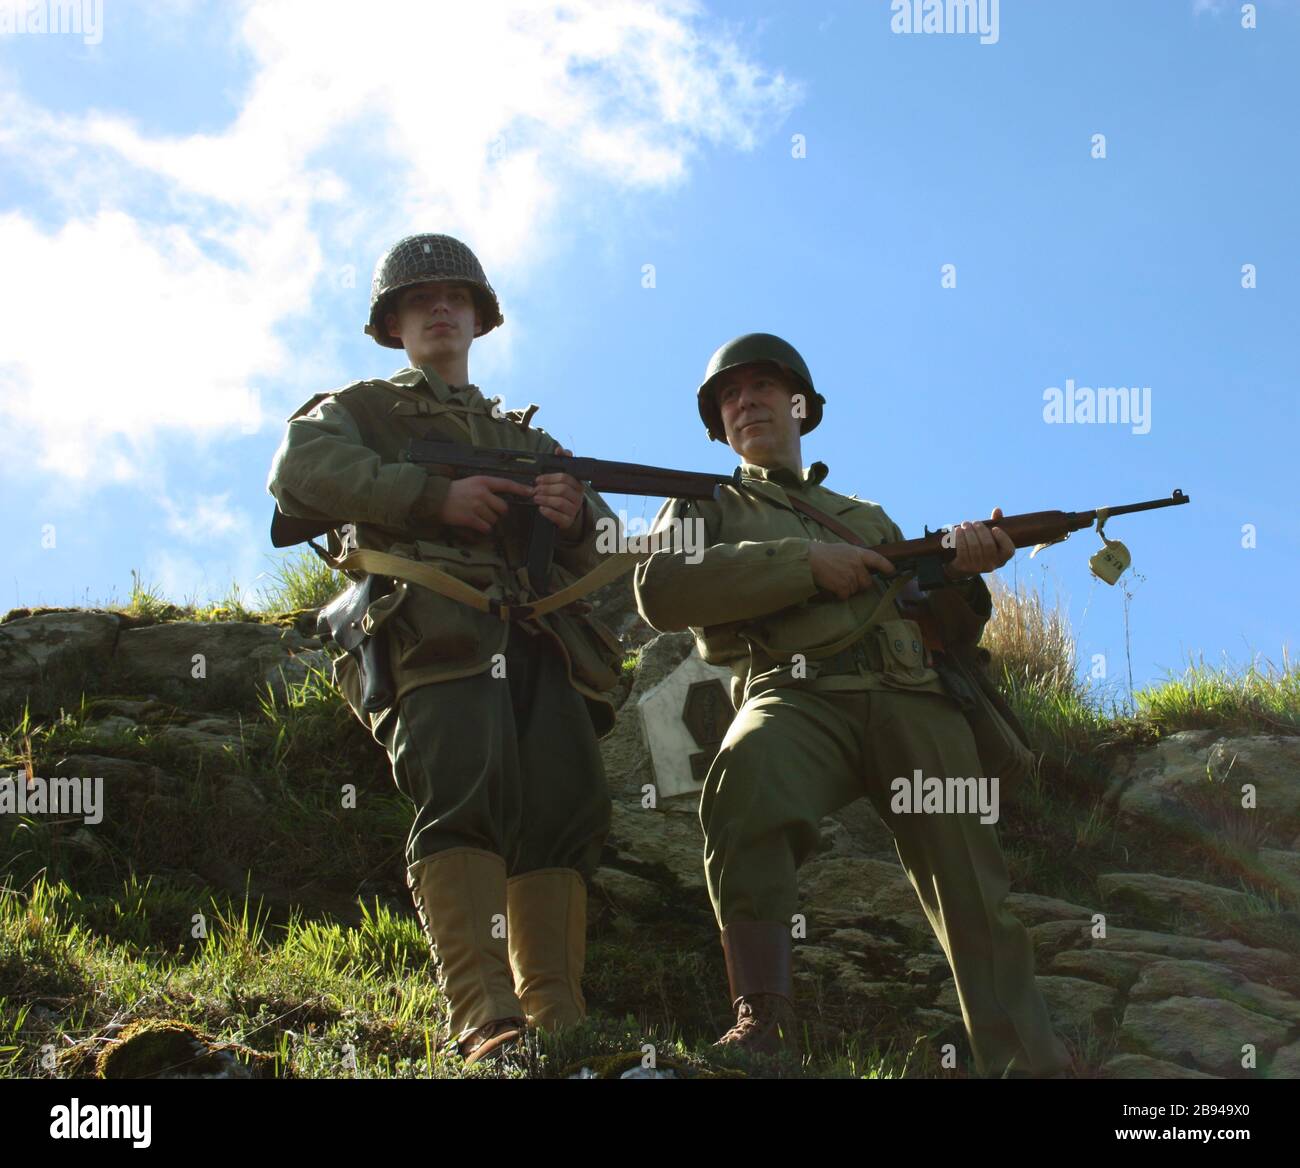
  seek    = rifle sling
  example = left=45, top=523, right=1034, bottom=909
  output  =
left=781, top=493, right=937, bottom=654
left=786, top=496, right=873, bottom=548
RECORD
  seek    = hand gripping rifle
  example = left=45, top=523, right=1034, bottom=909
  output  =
left=870, top=488, right=1191, bottom=590
left=788, top=488, right=1192, bottom=657
left=269, top=444, right=729, bottom=713
left=403, top=440, right=733, bottom=594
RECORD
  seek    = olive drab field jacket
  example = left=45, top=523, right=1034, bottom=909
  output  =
left=633, top=460, right=994, bottom=709
left=266, top=365, right=625, bottom=736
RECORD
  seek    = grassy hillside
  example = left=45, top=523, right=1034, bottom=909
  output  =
left=2, top=556, right=1296, bottom=1079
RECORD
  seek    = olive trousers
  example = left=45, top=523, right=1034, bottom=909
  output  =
left=372, top=624, right=611, bottom=885
left=701, top=684, right=1069, bottom=1078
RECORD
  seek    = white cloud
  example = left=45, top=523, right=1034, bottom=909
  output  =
left=158, top=492, right=251, bottom=543
left=0, top=0, right=801, bottom=488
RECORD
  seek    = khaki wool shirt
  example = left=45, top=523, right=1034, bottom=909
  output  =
left=633, top=459, right=992, bottom=707
left=266, top=364, right=624, bottom=733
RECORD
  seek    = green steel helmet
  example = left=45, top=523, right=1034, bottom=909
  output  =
left=697, top=332, right=824, bottom=442
left=364, top=233, right=504, bottom=348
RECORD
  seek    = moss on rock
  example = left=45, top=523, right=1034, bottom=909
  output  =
left=96, top=1018, right=277, bottom=1079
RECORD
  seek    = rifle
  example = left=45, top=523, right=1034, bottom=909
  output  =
left=403, top=440, right=733, bottom=593
left=871, top=489, right=1191, bottom=590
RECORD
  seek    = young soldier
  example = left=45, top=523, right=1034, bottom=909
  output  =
left=267, top=234, right=620, bottom=1064
left=633, top=333, right=1071, bottom=1078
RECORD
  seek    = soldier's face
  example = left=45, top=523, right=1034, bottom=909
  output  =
left=716, top=364, right=801, bottom=465
left=387, top=281, right=482, bottom=363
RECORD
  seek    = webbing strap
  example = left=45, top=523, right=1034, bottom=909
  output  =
left=322, top=546, right=646, bottom=621
left=786, top=495, right=872, bottom=548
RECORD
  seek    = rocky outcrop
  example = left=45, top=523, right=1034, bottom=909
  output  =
left=111, top=621, right=315, bottom=711
left=0, top=611, right=121, bottom=712
left=1104, top=729, right=1300, bottom=849
left=0, top=608, right=324, bottom=715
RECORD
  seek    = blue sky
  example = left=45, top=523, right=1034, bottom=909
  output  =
left=1, top=0, right=1296, bottom=701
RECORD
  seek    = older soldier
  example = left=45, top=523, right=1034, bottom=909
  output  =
left=267, top=234, right=621, bottom=1065
left=633, top=333, right=1071, bottom=1078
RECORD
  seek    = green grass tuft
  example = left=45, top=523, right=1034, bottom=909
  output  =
left=256, top=548, right=348, bottom=614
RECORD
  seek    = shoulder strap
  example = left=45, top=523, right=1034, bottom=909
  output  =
left=787, top=495, right=869, bottom=547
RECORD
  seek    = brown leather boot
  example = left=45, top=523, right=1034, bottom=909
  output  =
left=457, top=1017, right=527, bottom=1065
left=407, top=847, right=528, bottom=1066
left=714, top=921, right=800, bottom=1056
left=506, top=868, right=588, bottom=1032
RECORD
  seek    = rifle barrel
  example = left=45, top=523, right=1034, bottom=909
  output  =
left=1082, top=488, right=1189, bottom=519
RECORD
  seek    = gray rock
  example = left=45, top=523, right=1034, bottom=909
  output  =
left=1049, top=949, right=1149, bottom=990
left=1110, top=732, right=1300, bottom=842
left=214, top=774, right=267, bottom=819
left=1027, top=918, right=1097, bottom=957
left=934, top=974, right=1116, bottom=1034
left=910, top=1009, right=965, bottom=1052
left=1103, top=729, right=1218, bottom=812
left=1004, top=892, right=1097, bottom=927
left=1035, top=975, right=1120, bottom=1031
left=589, top=574, right=646, bottom=647
left=1267, top=1041, right=1300, bottom=1078
left=1029, top=920, right=1296, bottom=985
left=1097, top=872, right=1254, bottom=919
left=816, top=815, right=874, bottom=860
left=85, top=697, right=170, bottom=720
left=154, top=716, right=268, bottom=763
left=264, top=647, right=334, bottom=705
left=904, top=953, right=952, bottom=984
left=1094, top=929, right=1297, bottom=985
left=112, top=621, right=311, bottom=710
left=1257, top=848, right=1300, bottom=904
left=626, top=632, right=698, bottom=704
left=83, top=715, right=141, bottom=744
left=798, top=856, right=930, bottom=933
left=827, top=798, right=897, bottom=857
left=1100, top=1053, right=1218, bottom=1079
left=794, top=944, right=913, bottom=1004
left=0, top=611, right=120, bottom=708
left=605, top=799, right=706, bottom=891
left=1207, top=737, right=1300, bottom=827
left=590, top=867, right=665, bottom=916
left=1120, top=996, right=1291, bottom=1076
left=46, top=753, right=179, bottom=799
left=1128, top=959, right=1300, bottom=1025
left=821, top=926, right=904, bottom=957
left=66, top=828, right=111, bottom=863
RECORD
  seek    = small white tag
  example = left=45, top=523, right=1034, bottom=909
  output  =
left=1089, top=540, right=1131, bottom=585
